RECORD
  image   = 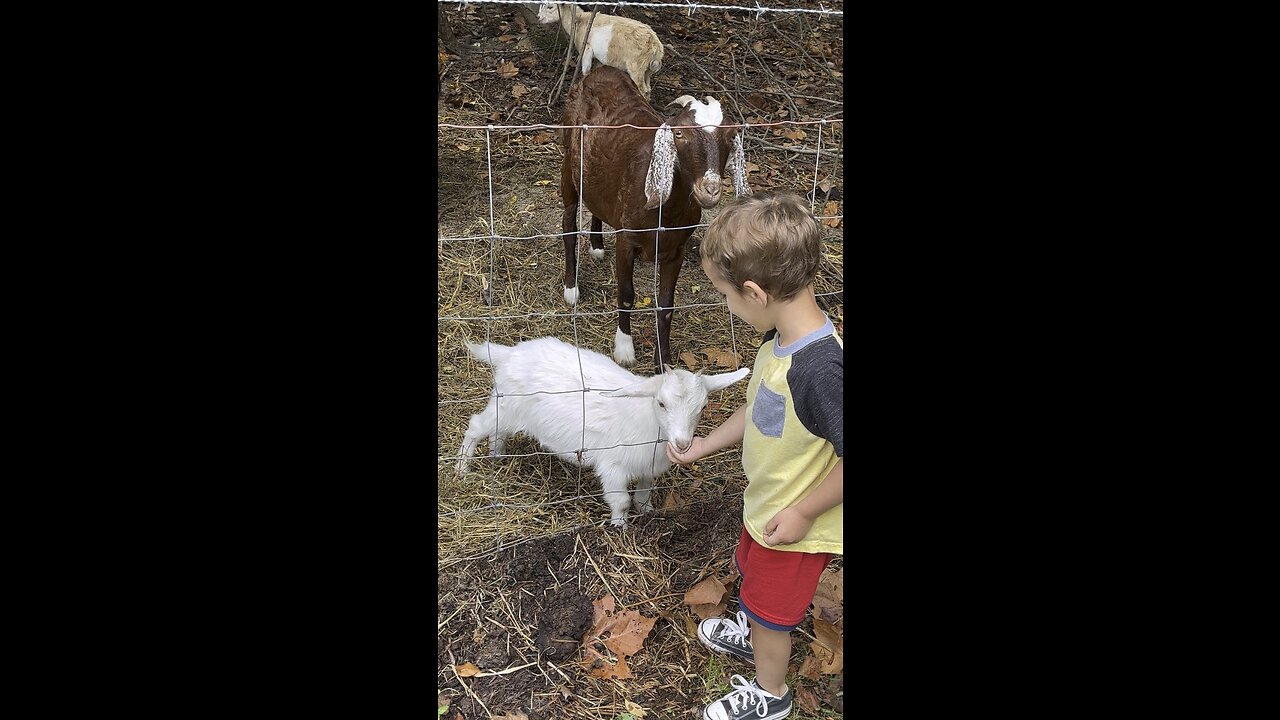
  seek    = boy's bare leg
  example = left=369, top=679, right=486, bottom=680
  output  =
left=747, top=618, right=791, bottom=697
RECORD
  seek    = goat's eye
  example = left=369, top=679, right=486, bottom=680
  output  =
left=658, top=401, right=665, bottom=408
left=674, top=130, right=683, bottom=139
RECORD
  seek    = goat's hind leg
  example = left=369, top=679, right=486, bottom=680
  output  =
left=633, top=475, right=654, bottom=516
left=562, top=159, right=583, bottom=305
left=589, top=216, right=605, bottom=261
left=456, top=400, right=499, bottom=476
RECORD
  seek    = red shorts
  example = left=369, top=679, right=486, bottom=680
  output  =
left=734, top=525, right=832, bottom=631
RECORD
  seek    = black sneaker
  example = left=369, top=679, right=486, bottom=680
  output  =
left=698, top=610, right=755, bottom=664
left=703, top=675, right=793, bottom=720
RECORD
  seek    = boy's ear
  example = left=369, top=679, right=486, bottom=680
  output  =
left=742, top=280, right=769, bottom=305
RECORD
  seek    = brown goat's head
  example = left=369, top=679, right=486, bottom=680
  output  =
left=643, top=95, right=751, bottom=211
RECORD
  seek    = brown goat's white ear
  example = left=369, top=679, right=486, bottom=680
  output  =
left=731, top=132, right=751, bottom=197
left=645, top=123, right=675, bottom=210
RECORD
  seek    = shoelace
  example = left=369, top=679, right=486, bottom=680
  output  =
left=720, top=674, right=773, bottom=719
left=716, top=610, right=751, bottom=648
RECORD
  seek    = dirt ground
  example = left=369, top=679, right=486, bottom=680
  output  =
left=438, top=1, right=844, bottom=717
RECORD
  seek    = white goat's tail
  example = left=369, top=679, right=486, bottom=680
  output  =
left=466, top=341, right=513, bottom=366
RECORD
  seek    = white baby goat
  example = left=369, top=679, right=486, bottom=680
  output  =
left=456, top=337, right=749, bottom=526
left=536, top=2, right=664, bottom=99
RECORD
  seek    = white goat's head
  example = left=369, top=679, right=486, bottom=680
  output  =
left=645, top=95, right=751, bottom=211
left=601, top=367, right=750, bottom=453
left=535, top=2, right=560, bottom=23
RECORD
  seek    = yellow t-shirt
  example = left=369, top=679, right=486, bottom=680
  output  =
left=741, top=318, right=843, bottom=555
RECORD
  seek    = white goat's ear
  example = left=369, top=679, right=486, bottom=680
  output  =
left=730, top=132, right=751, bottom=197
left=667, top=95, right=697, bottom=109
left=702, top=367, right=750, bottom=392
left=601, top=374, right=666, bottom=398
left=645, top=123, right=675, bottom=210
left=662, top=363, right=676, bottom=374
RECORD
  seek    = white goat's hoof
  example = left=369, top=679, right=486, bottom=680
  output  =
left=564, top=286, right=579, bottom=305
left=455, top=459, right=468, bottom=477
left=635, top=500, right=653, bottom=515
left=590, top=247, right=605, bottom=261
left=610, top=516, right=627, bottom=527
left=613, top=328, right=636, bottom=366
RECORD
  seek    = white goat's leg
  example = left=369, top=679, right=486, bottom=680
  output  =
left=580, top=45, right=594, bottom=77
left=598, top=469, right=632, bottom=527
left=633, top=475, right=654, bottom=515
left=456, top=401, right=498, bottom=475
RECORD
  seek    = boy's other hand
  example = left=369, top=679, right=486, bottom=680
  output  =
left=666, top=437, right=708, bottom=466
left=762, top=507, right=816, bottom=546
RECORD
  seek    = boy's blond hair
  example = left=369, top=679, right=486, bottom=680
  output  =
left=700, top=190, right=823, bottom=301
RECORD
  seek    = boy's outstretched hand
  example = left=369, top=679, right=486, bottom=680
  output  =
left=666, top=438, right=709, bottom=466
left=762, top=507, right=816, bottom=546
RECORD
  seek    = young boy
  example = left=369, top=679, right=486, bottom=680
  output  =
left=668, top=190, right=843, bottom=720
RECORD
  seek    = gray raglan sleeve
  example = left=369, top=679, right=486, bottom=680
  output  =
left=788, top=338, right=844, bottom=457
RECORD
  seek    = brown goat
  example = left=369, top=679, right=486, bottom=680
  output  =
left=560, top=66, right=749, bottom=372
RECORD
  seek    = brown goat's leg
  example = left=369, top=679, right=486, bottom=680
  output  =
left=654, top=251, right=682, bottom=372
left=613, top=239, right=637, bottom=367
left=589, top=216, right=605, bottom=261
left=562, top=197, right=581, bottom=306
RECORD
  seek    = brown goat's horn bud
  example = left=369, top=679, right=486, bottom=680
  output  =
left=667, top=95, right=697, bottom=108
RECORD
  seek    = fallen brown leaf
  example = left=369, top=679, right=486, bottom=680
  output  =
left=681, top=611, right=699, bottom=638
left=798, top=653, right=823, bottom=680
left=584, top=644, right=632, bottom=679
left=810, top=566, right=843, bottom=629
left=497, top=60, right=518, bottom=78
left=531, top=131, right=555, bottom=144
left=582, top=595, right=657, bottom=677
left=454, top=662, right=481, bottom=677
left=683, top=575, right=727, bottom=606
left=511, top=83, right=529, bottom=98
left=688, top=600, right=727, bottom=619
left=716, top=567, right=741, bottom=587
left=810, top=616, right=843, bottom=674
left=496, top=34, right=516, bottom=42
left=680, top=351, right=700, bottom=369
left=796, top=687, right=821, bottom=713
left=821, top=201, right=841, bottom=228
left=702, top=347, right=739, bottom=368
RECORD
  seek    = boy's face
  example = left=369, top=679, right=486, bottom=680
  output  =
left=702, top=257, right=772, bottom=333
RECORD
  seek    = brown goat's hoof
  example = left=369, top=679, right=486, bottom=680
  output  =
left=612, top=329, right=636, bottom=366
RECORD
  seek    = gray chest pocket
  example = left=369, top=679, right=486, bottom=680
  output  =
left=751, top=383, right=786, bottom=438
